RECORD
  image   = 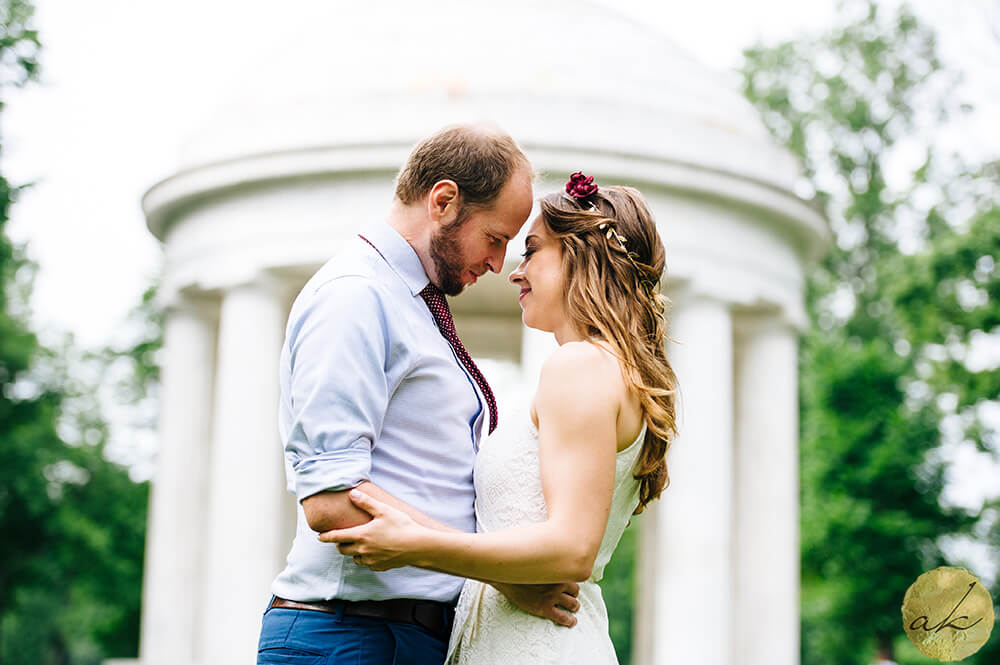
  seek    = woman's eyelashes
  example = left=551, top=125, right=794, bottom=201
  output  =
left=520, top=248, right=535, bottom=259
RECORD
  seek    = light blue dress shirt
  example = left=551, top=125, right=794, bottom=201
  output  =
left=271, top=222, right=485, bottom=604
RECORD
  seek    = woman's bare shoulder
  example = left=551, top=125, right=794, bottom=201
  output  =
left=537, top=341, right=622, bottom=407
left=543, top=339, right=617, bottom=370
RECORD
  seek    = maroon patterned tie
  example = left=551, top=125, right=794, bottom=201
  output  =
left=419, top=283, right=499, bottom=435
left=359, top=233, right=498, bottom=434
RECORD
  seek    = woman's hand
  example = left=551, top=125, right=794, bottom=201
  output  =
left=318, top=490, right=428, bottom=571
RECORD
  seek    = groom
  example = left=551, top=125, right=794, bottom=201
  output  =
left=258, top=125, right=581, bottom=665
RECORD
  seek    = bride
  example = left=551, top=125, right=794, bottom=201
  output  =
left=320, top=173, right=679, bottom=664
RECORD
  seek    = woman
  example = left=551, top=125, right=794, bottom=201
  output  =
left=320, top=172, right=679, bottom=664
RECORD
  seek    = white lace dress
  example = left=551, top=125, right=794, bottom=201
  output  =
left=445, top=409, right=646, bottom=665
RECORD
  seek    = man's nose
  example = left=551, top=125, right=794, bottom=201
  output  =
left=488, top=246, right=506, bottom=274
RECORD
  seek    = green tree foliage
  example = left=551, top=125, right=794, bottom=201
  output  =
left=889, top=203, right=1000, bottom=415
left=0, top=2, right=151, bottom=663
left=886, top=201, right=1000, bottom=663
left=742, top=1, right=999, bottom=663
left=1, top=334, right=150, bottom=665
left=599, top=518, right=637, bottom=664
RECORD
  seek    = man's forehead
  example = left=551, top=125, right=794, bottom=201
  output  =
left=507, top=168, right=534, bottom=220
left=493, top=206, right=530, bottom=236
left=478, top=169, right=533, bottom=234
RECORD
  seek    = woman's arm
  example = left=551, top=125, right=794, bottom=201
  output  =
left=319, top=342, right=622, bottom=584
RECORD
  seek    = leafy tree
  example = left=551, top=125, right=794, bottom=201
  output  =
left=599, top=519, right=637, bottom=664
left=0, top=0, right=56, bottom=659
left=887, top=201, right=1000, bottom=663
left=742, top=1, right=998, bottom=663
left=0, top=2, right=152, bottom=662
left=1, top=330, right=150, bottom=665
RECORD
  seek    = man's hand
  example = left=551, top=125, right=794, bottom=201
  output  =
left=491, top=582, right=581, bottom=627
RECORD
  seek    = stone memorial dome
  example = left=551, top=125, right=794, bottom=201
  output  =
left=139, top=3, right=827, bottom=665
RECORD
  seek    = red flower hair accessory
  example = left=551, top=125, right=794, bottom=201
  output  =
left=565, top=171, right=598, bottom=199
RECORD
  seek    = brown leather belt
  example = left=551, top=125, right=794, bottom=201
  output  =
left=268, top=596, right=455, bottom=637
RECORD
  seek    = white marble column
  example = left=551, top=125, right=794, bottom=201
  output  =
left=197, top=276, right=290, bottom=665
left=278, top=289, right=300, bottom=563
left=734, top=314, right=800, bottom=665
left=139, top=297, right=218, bottom=665
left=637, top=292, right=735, bottom=665
left=632, top=506, right=659, bottom=665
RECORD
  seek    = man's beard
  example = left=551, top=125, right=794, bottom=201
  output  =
left=429, top=209, right=470, bottom=297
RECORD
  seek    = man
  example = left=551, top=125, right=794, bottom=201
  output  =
left=258, top=125, right=581, bottom=665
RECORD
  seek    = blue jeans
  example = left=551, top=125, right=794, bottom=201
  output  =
left=257, top=598, right=449, bottom=665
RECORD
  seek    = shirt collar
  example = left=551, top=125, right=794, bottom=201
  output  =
left=359, top=221, right=431, bottom=296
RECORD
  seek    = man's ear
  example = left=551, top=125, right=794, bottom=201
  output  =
left=427, top=179, right=460, bottom=226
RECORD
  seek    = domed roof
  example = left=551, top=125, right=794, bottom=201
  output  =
left=179, top=0, right=800, bottom=191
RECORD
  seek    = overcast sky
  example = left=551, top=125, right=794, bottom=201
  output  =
left=4, top=0, right=996, bottom=349
left=1, top=0, right=840, bottom=351
left=4, top=0, right=996, bottom=350
left=2, top=1, right=998, bottom=574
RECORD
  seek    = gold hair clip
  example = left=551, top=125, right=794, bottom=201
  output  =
left=568, top=172, right=658, bottom=296
left=598, top=221, right=647, bottom=282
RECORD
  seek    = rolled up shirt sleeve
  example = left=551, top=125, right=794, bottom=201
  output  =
left=284, top=276, right=390, bottom=503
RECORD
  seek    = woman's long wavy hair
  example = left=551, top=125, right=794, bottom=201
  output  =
left=539, top=186, right=678, bottom=513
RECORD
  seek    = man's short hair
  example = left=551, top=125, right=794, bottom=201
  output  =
left=394, top=125, right=531, bottom=210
